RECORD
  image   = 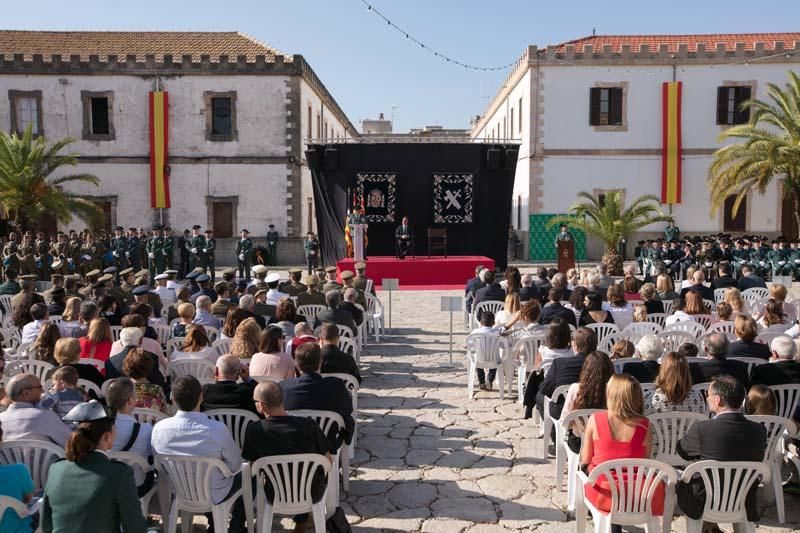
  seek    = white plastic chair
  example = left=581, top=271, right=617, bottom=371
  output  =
left=321, top=373, right=360, bottom=458
left=513, top=334, right=545, bottom=405
left=365, top=293, right=385, bottom=342
left=49, top=315, right=63, bottom=326
left=0, top=439, right=65, bottom=491
left=691, top=382, right=711, bottom=399
left=771, top=383, right=800, bottom=420
left=558, top=408, right=602, bottom=511
left=4, top=359, right=54, bottom=382
left=465, top=333, right=509, bottom=400
left=576, top=458, right=678, bottom=533
left=728, top=357, right=768, bottom=375
left=205, top=408, right=260, bottom=450
left=471, top=300, right=504, bottom=330
left=202, top=326, right=219, bottom=342
left=296, top=304, right=327, bottom=325
left=599, top=331, right=642, bottom=355
left=585, top=323, right=620, bottom=344
left=692, top=314, right=715, bottom=330
left=288, top=409, right=348, bottom=502
left=755, top=331, right=783, bottom=346
left=742, top=287, right=769, bottom=307
left=542, top=384, right=571, bottom=460
left=166, top=337, right=187, bottom=357
left=746, top=415, right=797, bottom=524
left=212, top=338, right=233, bottom=358
left=707, top=321, right=735, bottom=335
left=662, top=300, right=674, bottom=315
left=243, top=453, right=330, bottom=533
left=664, top=321, right=705, bottom=339
left=132, top=407, right=169, bottom=425
left=77, top=378, right=103, bottom=399
left=645, top=313, right=668, bottom=328
left=0, top=295, right=13, bottom=314
left=679, top=460, right=770, bottom=533
left=251, top=375, right=283, bottom=384
left=154, top=324, right=172, bottom=346
left=714, top=288, right=727, bottom=304
left=647, top=411, right=708, bottom=467
left=656, top=330, right=695, bottom=351
left=155, top=454, right=245, bottom=533
left=167, top=359, right=215, bottom=381
left=108, top=450, right=159, bottom=517
left=623, top=321, right=663, bottom=336
left=337, top=336, right=360, bottom=365
left=79, top=357, right=106, bottom=373
left=110, top=325, right=123, bottom=342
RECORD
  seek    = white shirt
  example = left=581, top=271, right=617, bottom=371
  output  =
left=266, top=289, right=289, bottom=306
left=151, top=411, right=242, bottom=503
left=537, top=346, right=574, bottom=375
left=0, top=402, right=72, bottom=447
left=21, top=319, right=48, bottom=344
left=112, top=413, right=154, bottom=485
left=154, top=285, right=176, bottom=303
left=602, top=303, right=633, bottom=330
left=170, top=347, right=217, bottom=365
left=665, top=310, right=695, bottom=326
left=166, top=280, right=182, bottom=291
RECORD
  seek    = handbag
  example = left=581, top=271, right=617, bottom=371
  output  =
left=326, top=507, right=352, bottom=533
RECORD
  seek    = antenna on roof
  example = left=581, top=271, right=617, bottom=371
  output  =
left=592, top=27, right=596, bottom=37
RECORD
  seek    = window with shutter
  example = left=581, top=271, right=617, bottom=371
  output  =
left=716, top=85, right=752, bottom=125
left=204, top=91, right=237, bottom=141
left=723, top=195, right=747, bottom=232
left=590, top=87, right=623, bottom=126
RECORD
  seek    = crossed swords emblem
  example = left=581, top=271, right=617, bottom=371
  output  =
left=444, top=189, right=462, bottom=210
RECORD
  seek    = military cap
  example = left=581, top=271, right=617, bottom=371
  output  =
left=196, top=274, right=211, bottom=283
left=92, top=281, right=107, bottom=290
left=303, top=275, right=318, bottom=286
left=268, top=224, right=275, bottom=228
left=86, top=269, right=101, bottom=278
left=205, top=229, right=214, bottom=234
left=119, top=268, right=134, bottom=277
left=98, top=274, right=114, bottom=283
left=114, top=226, right=124, bottom=231
left=254, top=289, right=267, bottom=298
left=103, top=266, right=117, bottom=274
left=192, top=224, right=201, bottom=230
left=252, top=265, right=268, bottom=275
left=221, top=267, right=237, bottom=275
left=164, top=270, right=178, bottom=276
left=65, top=275, right=81, bottom=282
left=324, top=266, right=337, bottom=273
left=265, top=272, right=280, bottom=284
left=154, top=273, right=168, bottom=281
left=134, top=275, right=148, bottom=285
left=20, top=274, right=38, bottom=281
left=132, top=285, right=150, bottom=296
left=354, top=262, right=366, bottom=270
left=288, top=267, right=302, bottom=274
left=241, top=229, right=250, bottom=234
left=340, top=270, right=355, bottom=280
left=152, top=225, right=162, bottom=231
left=237, top=279, right=249, bottom=289
left=63, top=400, right=113, bottom=423
left=136, top=269, right=149, bottom=278
left=185, top=270, right=201, bottom=280
left=214, top=282, right=228, bottom=293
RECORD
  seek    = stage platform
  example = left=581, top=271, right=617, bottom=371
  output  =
left=336, top=255, right=495, bottom=290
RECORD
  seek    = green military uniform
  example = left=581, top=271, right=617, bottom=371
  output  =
left=297, top=289, right=326, bottom=307
left=235, top=233, right=253, bottom=279
left=162, top=232, right=174, bottom=270
left=80, top=240, right=104, bottom=278
left=2, top=239, right=20, bottom=274
left=698, top=245, right=719, bottom=280
left=34, top=237, right=51, bottom=281
left=110, top=234, right=129, bottom=270
left=0, top=279, right=21, bottom=296
left=146, top=233, right=165, bottom=278
left=266, top=225, right=279, bottom=266
left=749, top=244, right=769, bottom=278
left=281, top=268, right=307, bottom=297
left=17, top=240, right=35, bottom=277
left=322, top=266, right=342, bottom=294
left=665, top=223, right=680, bottom=242
left=185, top=231, right=206, bottom=272
left=203, top=232, right=216, bottom=281
left=768, top=245, right=791, bottom=277
left=731, top=244, right=748, bottom=274
left=553, top=228, right=575, bottom=246
left=67, top=236, right=82, bottom=275
left=788, top=245, right=800, bottom=279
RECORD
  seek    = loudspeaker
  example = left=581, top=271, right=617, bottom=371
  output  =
left=486, top=148, right=501, bottom=169
left=304, top=148, right=321, bottom=169
left=504, top=148, right=519, bottom=170
left=324, top=148, right=339, bottom=171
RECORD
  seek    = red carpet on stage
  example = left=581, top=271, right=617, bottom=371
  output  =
left=336, top=256, right=495, bottom=289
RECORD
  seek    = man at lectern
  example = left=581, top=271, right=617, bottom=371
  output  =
left=395, top=216, right=412, bottom=259
left=554, top=224, right=575, bottom=247
left=348, top=206, right=368, bottom=259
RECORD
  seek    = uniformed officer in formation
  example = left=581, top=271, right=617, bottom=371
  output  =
left=203, top=228, right=217, bottom=281
left=235, top=228, right=253, bottom=280
left=322, top=266, right=342, bottom=293
left=280, top=267, right=307, bottom=297
left=353, top=261, right=375, bottom=296
left=185, top=224, right=206, bottom=272
left=304, top=231, right=320, bottom=274
left=266, top=223, right=279, bottom=266
left=110, top=226, right=128, bottom=271
left=146, top=226, right=165, bottom=279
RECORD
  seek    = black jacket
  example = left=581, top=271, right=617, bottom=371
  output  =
left=473, top=283, right=506, bottom=320
left=314, top=308, right=357, bottom=337
left=241, top=310, right=267, bottom=329
left=737, top=275, right=767, bottom=291
left=539, top=302, right=577, bottom=327
left=618, top=360, right=660, bottom=383
left=337, top=302, right=363, bottom=326
left=680, top=283, right=714, bottom=301
left=465, top=277, right=485, bottom=313
left=751, top=360, right=800, bottom=387
left=711, top=276, right=737, bottom=290
left=280, top=372, right=355, bottom=450
left=643, top=300, right=664, bottom=314
left=201, top=379, right=258, bottom=414
left=689, top=358, right=751, bottom=389
left=727, top=339, right=771, bottom=360
left=536, top=354, right=586, bottom=418
left=518, top=286, right=541, bottom=303
left=320, top=344, right=361, bottom=383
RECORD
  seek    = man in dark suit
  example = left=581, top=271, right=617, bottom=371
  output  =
left=679, top=270, right=714, bottom=301
left=534, top=267, right=551, bottom=293
left=200, top=355, right=258, bottom=413
left=472, top=270, right=505, bottom=321
left=538, top=288, right=577, bottom=327
left=338, top=288, right=364, bottom=326
left=319, top=323, right=361, bottom=383
left=395, top=216, right=413, bottom=259
left=737, top=264, right=767, bottom=291
left=727, top=315, right=771, bottom=360
left=690, top=332, right=750, bottom=388
left=314, top=290, right=357, bottom=337
left=711, top=262, right=737, bottom=290
left=518, top=273, right=541, bottom=303
left=281, top=343, right=355, bottom=450
left=751, top=335, right=800, bottom=386
left=209, top=282, right=235, bottom=317
left=677, top=375, right=767, bottom=523
left=238, top=294, right=267, bottom=329
left=464, top=265, right=486, bottom=314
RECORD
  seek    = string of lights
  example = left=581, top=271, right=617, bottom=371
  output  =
left=357, top=0, right=517, bottom=72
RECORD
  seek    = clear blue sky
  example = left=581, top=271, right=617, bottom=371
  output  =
left=4, top=0, right=798, bottom=131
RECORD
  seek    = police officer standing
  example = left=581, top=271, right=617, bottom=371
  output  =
left=304, top=231, right=320, bottom=275
left=266, top=224, right=279, bottom=266
left=146, top=226, right=164, bottom=279
left=236, top=229, right=253, bottom=280
left=185, top=225, right=206, bottom=272
left=110, top=226, right=128, bottom=271
left=162, top=226, right=174, bottom=272
left=665, top=220, right=680, bottom=242
left=203, top=228, right=216, bottom=282
left=127, top=228, right=141, bottom=271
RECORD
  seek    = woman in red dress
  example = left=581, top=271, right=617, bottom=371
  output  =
left=580, top=374, right=665, bottom=528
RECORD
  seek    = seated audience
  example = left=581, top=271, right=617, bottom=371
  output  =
left=680, top=270, right=714, bottom=301
left=271, top=299, right=306, bottom=337
left=610, top=339, right=635, bottom=361
left=639, top=283, right=664, bottom=314
left=314, top=290, right=357, bottom=337
left=286, top=322, right=319, bottom=357
left=713, top=302, right=733, bottom=323
left=737, top=263, right=767, bottom=291
left=336, top=289, right=363, bottom=328
left=151, top=376, right=247, bottom=532
left=242, top=382, right=331, bottom=532
left=193, top=295, right=222, bottom=329
left=579, top=292, right=614, bottom=326
left=105, top=327, right=167, bottom=391
left=631, top=304, right=648, bottom=323
left=536, top=319, right=574, bottom=375
left=602, top=284, right=633, bottom=330
left=691, top=332, right=750, bottom=388
left=711, top=262, right=737, bottom=290
left=220, top=306, right=247, bottom=341
left=0, top=374, right=71, bottom=446
left=495, top=292, right=522, bottom=329
left=58, top=297, right=82, bottom=337
left=581, top=374, right=663, bottom=518
left=469, top=311, right=501, bottom=391
left=618, top=335, right=662, bottom=383
left=123, top=348, right=167, bottom=413
left=0, top=419, right=36, bottom=533
left=33, top=322, right=61, bottom=365
left=319, top=323, right=361, bottom=383
left=655, top=274, right=679, bottom=302
left=768, top=283, right=796, bottom=322
left=69, top=300, right=98, bottom=338
left=239, top=294, right=267, bottom=329
left=230, top=317, right=263, bottom=361
left=751, top=335, right=800, bottom=386
left=676, top=375, right=766, bottom=524
left=665, top=298, right=692, bottom=326
left=110, top=314, right=166, bottom=365
left=724, top=287, right=750, bottom=317
left=473, top=270, right=505, bottom=321
left=281, top=343, right=355, bottom=451
left=757, top=299, right=789, bottom=332
left=728, top=315, right=771, bottom=360
left=170, top=325, right=216, bottom=364
left=98, top=295, right=122, bottom=326
left=54, top=337, right=104, bottom=388
left=746, top=384, right=777, bottom=416
left=201, top=354, right=258, bottom=414
left=250, top=326, right=297, bottom=380
left=562, top=351, right=615, bottom=446
left=551, top=272, right=572, bottom=300
left=106, top=377, right=155, bottom=493
left=644, top=352, right=706, bottom=414
left=78, top=318, right=114, bottom=367
left=171, top=302, right=196, bottom=338
left=565, top=286, right=588, bottom=325
left=464, top=265, right=486, bottom=314
left=21, top=302, right=49, bottom=344
left=677, top=342, right=699, bottom=359
left=539, top=288, right=577, bottom=327
left=518, top=273, right=541, bottom=303
left=41, top=366, right=86, bottom=419
left=534, top=267, right=552, bottom=293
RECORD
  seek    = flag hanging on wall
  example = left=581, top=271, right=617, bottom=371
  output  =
left=149, top=91, right=170, bottom=208
left=661, top=81, right=682, bottom=204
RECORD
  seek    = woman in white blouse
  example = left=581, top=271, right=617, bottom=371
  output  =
left=169, top=325, right=217, bottom=364
left=534, top=319, right=574, bottom=375
left=602, top=284, right=633, bottom=330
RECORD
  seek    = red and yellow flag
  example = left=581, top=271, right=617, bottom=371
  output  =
left=661, top=81, right=682, bottom=204
left=149, top=91, right=170, bottom=208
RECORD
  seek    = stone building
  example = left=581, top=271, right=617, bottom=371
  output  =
left=0, top=30, right=357, bottom=263
left=471, top=33, right=800, bottom=260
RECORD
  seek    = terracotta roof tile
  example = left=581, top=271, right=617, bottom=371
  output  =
left=550, top=32, right=800, bottom=54
left=0, top=30, right=289, bottom=62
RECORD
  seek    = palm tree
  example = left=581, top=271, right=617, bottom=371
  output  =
left=708, top=71, right=800, bottom=235
left=0, top=125, right=101, bottom=232
left=547, top=191, right=670, bottom=275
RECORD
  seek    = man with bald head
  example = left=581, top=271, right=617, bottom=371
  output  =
left=242, top=381, right=331, bottom=533
left=200, top=354, right=258, bottom=414
left=0, top=374, right=72, bottom=446
left=679, top=269, right=714, bottom=301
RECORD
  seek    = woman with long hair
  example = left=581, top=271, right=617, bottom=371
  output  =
left=638, top=283, right=664, bottom=314
left=535, top=319, right=574, bottom=375
left=581, top=374, right=664, bottom=521
left=171, top=325, right=216, bottom=364
left=502, top=266, right=521, bottom=294
left=59, top=297, right=82, bottom=336
left=495, top=292, right=522, bottom=329
left=746, top=385, right=777, bottom=416
left=622, top=275, right=640, bottom=301
left=579, top=292, right=614, bottom=326
left=562, top=351, right=615, bottom=426
left=34, top=322, right=61, bottom=365
left=644, top=351, right=705, bottom=414
left=221, top=307, right=247, bottom=340
left=11, top=294, right=32, bottom=329
left=655, top=274, right=679, bottom=302
left=271, top=299, right=303, bottom=339
left=249, top=326, right=297, bottom=379
left=766, top=283, right=796, bottom=322
left=757, top=299, right=789, bottom=332
left=603, top=284, right=633, bottom=329
left=724, top=287, right=749, bottom=317
left=229, top=318, right=261, bottom=360
left=566, top=286, right=588, bottom=325
left=684, top=290, right=707, bottom=316
left=78, top=318, right=114, bottom=367
left=41, top=401, right=147, bottom=532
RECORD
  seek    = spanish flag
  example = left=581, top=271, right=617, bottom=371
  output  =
left=661, top=81, right=682, bottom=204
left=149, top=91, right=170, bottom=208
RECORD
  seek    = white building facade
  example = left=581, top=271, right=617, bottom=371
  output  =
left=0, top=31, right=357, bottom=263
left=471, top=33, right=800, bottom=260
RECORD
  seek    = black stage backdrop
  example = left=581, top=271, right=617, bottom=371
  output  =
left=307, top=142, right=518, bottom=270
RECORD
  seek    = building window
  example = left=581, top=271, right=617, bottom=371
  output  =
left=324, top=121, right=328, bottom=140
left=716, top=86, right=751, bottom=125
left=518, top=97, right=523, bottom=133
left=516, top=194, right=522, bottom=228
left=723, top=195, right=747, bottom=232
left=8, top=90, right=43, bottom=136
left=87, top=196, right=117, bottom=234
left=590, top=87, right=623, bottom=126
left=316, top=113, right=321, bottom=139
left=206, top=196, right=238, bottom=238
left=307, top=105, right=312, bottom=140
left=510, top=111, right=514, bottom=140
left=204, top=91, right=237, bottom=141
left=81, top=91, right=115, bottom=141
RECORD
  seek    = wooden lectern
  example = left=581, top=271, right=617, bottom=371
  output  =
left=557, top=240, right=575, bottom=273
